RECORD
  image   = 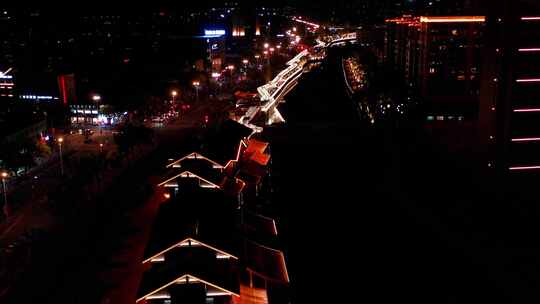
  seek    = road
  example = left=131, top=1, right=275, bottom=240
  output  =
left=0, top=99, right=230, bottom=303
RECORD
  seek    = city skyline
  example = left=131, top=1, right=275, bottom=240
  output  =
left=2, top=1, right=540, bottom=303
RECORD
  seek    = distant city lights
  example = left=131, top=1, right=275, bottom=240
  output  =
left=292, top=17, right=320, bottom=28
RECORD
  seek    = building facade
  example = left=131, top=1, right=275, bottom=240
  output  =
left=478, top=0, right=540, bottom=173
left=386, top=16, right=485, bottom=121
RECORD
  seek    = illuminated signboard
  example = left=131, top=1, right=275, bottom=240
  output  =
left=204, top=29, right=226, bottom=37
left=20, top=95, right=59, bottom=101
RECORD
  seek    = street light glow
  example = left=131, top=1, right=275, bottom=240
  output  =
left=171, top=90, right=178, bottom=97
left=192, top=81, right=200, bottom=87
left=1, top=172, right=7, bottom=178
left=264, top=43, right=269, bottom=49
left=58, top=137, right=64, bottom=143
left=92, top=94, right=102, bottom=101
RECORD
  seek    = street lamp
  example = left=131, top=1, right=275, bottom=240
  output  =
left=1, top=172, right=8, bottom=217
left=192, top=81, right=200, bottom=103
left=92, top=94, right=102, bottom=134
left=99, top=143, right=104, bottom=153
left=58, top=137, right=64, bottom=176
left=171, top=90, right=178, bottom=103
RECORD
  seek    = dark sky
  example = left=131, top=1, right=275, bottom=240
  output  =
left=12, top=0, right=360, bottom=11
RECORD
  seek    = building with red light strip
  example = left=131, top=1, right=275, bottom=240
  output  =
left=478, top=0, right=540, bottom=172
left=138, top=120, right=289, bottom=304
left=385, top=16, right=486, bottom=120
left=385, top=15, right=486, bottom=152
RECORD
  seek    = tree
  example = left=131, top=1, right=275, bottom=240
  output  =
left=35, top=140, right=52, bottom=158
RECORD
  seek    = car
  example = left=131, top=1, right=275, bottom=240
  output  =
left=83, top=129, right=94, bottom=136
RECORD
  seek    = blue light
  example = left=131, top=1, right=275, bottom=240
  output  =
left=204, top=29, right=226, bottom=37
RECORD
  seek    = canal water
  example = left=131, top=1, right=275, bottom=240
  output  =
left=265, top=52, right=515, bottom=303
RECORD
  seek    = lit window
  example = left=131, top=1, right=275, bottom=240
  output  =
left=436, top=116, right=444, bottom=121
left=427, top=116, right=435, bottom=121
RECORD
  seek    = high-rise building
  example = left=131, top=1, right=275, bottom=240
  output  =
left=57, top=73, right=76, bottom=105
left=386, top=16, right=485, bottom=123
left=0, top=9, right=16, bottom=68
left=478, top=0, right=540, bottom=173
